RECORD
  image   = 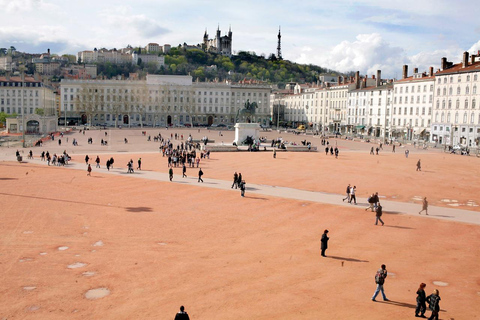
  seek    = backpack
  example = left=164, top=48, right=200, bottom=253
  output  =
left=375, top=270, right=385, bottom=284
left=368, top=197, right=372, bottom=203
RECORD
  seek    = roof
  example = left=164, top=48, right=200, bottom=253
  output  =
left=436, top=61, right=480, bottom=75
left=395, top=75, right=435, bottom=83
left=0, top=76, right=39, bottom=83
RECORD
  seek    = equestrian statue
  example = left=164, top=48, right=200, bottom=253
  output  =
left=235, top=99, right=258, bottom=123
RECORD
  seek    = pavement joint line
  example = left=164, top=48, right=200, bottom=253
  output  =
left=6, top=158, right=480, bottom=226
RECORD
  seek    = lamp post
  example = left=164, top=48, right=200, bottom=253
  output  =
left=21, top=72, right=26, bottom=148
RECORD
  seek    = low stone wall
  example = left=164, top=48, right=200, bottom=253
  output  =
left=204, top=145, right=238, bottom=152
left=285, top=145, right=318, bottom=152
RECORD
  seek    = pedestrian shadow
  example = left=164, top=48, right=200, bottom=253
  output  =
left=247, top=187, right=260, bottom=191
left=0, top=178, right=18, bottom=180
left=430, top=214, right=454, bottom=218
left=377, top=300, right=417, bottom=309
left=384, top=225, right=415, bottom=230
left=384, top=211, right=402, bottom=215
left=245, top=196, right=268, bottom=200
left=328, top=256, right=369, bottom=263
left=91, top=176, right=104, bottom=179
left=125, top=207, right=153, bottom=213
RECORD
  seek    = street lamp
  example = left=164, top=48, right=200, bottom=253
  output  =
left=21, top=72, right=26, bottom=148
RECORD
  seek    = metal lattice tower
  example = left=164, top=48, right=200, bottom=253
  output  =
left=277, top=26, right=282, bottom=60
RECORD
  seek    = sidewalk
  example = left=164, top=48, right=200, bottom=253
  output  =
left=22, top=157, right=480, bottom=226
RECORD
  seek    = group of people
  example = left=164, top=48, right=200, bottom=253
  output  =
left=342, top=184, right=357, bottom=204
left=324, top=145, right=339, bottom=158
left=231, top=172, right=246, bottom=197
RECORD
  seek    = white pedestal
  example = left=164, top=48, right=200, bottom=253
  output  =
left=234, top=123, right=260, bottom=145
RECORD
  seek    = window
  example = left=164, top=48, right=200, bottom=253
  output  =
left=456, top=99, right=460, bottom=109
left=465, top=99, right=469, bottom=109
left=467, top=75, right=470, bottom=81
left=473, top=86, right=477, bottom=94
left=463, top=112, right=467, bottom=123
left=473, top=99, right=476, bottom=109
left=443, top=88, right=446, bottom=95
left=448, top=100, right=452, bottom=109
left=466, top=86, right=470, bottom=94
left=449, top=87, right=453, bottom=95
left=457, top=87, right=461, bottom=94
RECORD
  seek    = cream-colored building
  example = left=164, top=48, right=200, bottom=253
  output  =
left=60, top=75, right=271, bottom=127
left=145, top=43, right=161, bottom=53
left=0, top=56, right=13, bottom=71
left=431, top=52, right=480, bottom=147
left=1, top=75, right=57, bottom=134
left=392, top=65, right=434, bottom=141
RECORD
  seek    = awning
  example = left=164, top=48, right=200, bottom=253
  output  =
left=356, top=125, right=365, bottom=129
left=414, top=128, right=422, bottom=135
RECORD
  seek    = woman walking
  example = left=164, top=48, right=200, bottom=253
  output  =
left=415, top=283, right=427, bottom=318
left=426, top=289, right=441, bottom=320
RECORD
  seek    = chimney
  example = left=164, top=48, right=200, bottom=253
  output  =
left=429, top=67, right=434, bottom=76
left=441, top=57, right=447, bottom=70
left=372, top=75, right=375, bottom=79
left=471, top=55, right=476, bottom=64
left=355, top=71, right=360, bottom=89
left=463, top=51, right=469, bottom=68
left=414, top=68, right=418, bottom=74
left=47, top=48, right=50, bottom=55
left=402, top=65, right=408, bottom=79
left=376, top=70, right=381, bottom=87
left=337, top=76, right=341, bottom=84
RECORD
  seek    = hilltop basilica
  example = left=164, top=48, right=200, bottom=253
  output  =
left=202, top=26, right=232, bottom=57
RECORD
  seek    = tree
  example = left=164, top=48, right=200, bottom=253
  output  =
left=34, top=108, right=45, bottom=116
left=0, top=48, right=6, bottom=56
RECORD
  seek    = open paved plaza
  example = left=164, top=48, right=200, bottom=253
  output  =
left=0, top=128, right=479, bottom=319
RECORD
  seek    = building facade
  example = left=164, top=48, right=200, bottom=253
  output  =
left=0, top=75, right=57, bottom=134
left=60, top=75, right=271, bottom=127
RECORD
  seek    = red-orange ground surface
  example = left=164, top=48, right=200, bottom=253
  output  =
left=1, top=128, right=479, bottom=319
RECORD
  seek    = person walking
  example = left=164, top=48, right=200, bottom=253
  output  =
left=169, top=167, right=173, bottom=181
left=416, top=159, right=422, bottom=171
left=182, top=164, right=187, bottom=178
left=273, top=149, right=276, bottom=158
left=237, top=173, right=242, bottom=188
left=320, top=229, right=329, bottom=257
left=392, top=144, right=396, bottom=153
left=419, top=197, right=429, bottom=215
left=405, top=149, right=410, bottom=158
left=342, top=184, right=351, bottom=202
left=426, top=289, right=441, bottom=320
left=198, top=168, right=204, bottom=183
left=174, top=305, right=190, bottom=320
left=366, top=193, right=375, bottom=211
left=349, top=186, right=357, bottom=204
left=415, top=283, right=427, bottom=318
left=85, top=155, right=89, bottom=165
left=87, top=164, right=92, bottom=176
left=231, top=172, right=238, bottom=189
left=375, top=202, right=384, bottom=226
left=95, top=156, right=101, bottom=168
left=137, top=158, right=142, bottom=170
left=240, top=180, right=246, bottom=197
left=372, top=264, right=389, bottom=301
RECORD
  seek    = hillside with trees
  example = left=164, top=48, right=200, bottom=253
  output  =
left=97, top=47, right=339, bottom=86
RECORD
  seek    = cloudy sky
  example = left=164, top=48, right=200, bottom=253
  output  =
left=1, top=0, right=480, bottom=78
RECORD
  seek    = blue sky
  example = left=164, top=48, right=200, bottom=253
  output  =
left=1, top=0, right=480, bottom=78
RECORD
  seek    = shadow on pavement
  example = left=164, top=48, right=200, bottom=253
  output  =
left=377, top=300, right=417, bottom=309
left=125, top=207, right=153, bottom=213
left=384, top=225, right=415, bottom=230
left=328, top=256, right=369, bottom=263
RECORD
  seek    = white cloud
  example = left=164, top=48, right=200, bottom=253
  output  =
left=296, top=33, right=407, bottom=78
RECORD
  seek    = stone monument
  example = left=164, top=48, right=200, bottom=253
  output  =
left=234, top=100, right=261, bottom=145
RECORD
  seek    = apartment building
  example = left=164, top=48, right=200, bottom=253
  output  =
left=0, top=74, right=57, bottom=134
left=392, top=65, right=434, bottom=141
left=431, top=52, right=480, bottom=147
left=60, top=75, right=271, bottom=127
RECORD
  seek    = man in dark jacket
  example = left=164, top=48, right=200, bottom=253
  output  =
left=321, top=230, right=329, bottom=257
left=372, top=264, right=389, bottom=301
left=174, top=305, right=190, bottom=320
